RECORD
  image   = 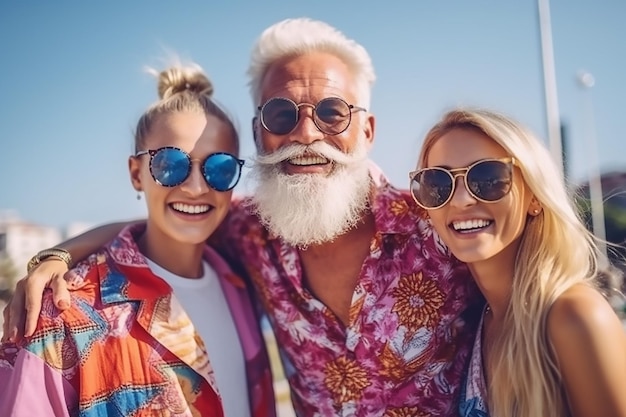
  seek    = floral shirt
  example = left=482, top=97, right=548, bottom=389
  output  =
left=0, top=225, right=275, bottom=417
left=217, top=169, right=480, bottom=417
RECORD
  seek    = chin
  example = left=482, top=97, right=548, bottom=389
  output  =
left=166, top=228, right=214, bottom=246
left=449, top=247, right=495, bottom=264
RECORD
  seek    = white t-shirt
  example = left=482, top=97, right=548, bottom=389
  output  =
left=146, top=259, right=250, bottom=417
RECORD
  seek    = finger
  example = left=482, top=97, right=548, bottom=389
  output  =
left=23, top=272, right=49, bottom=338
left=49, top=273, right=71, bottom=311
left=4, top=279, right=27, bottom=343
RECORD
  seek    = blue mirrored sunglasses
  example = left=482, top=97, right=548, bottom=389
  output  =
left=135, top=146, right=244, bottom=192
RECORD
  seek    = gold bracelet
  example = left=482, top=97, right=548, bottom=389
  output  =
left=26, top=248, right=73, bottom=274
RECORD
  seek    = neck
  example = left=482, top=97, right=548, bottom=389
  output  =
left=468, top=260, right=514, bottom=320
left=138, top=224, right=205, bottom=278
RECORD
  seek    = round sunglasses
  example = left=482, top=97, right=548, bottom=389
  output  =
left=257, top=96, right=367, bottom=136
left=135, top=147, right=244, bottom=192
left=409, top=157, right=516, bottom=209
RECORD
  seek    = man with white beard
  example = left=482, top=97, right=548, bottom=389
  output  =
left=4, top=18, right=480, bottom=417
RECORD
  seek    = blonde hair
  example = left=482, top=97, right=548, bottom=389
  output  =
left=418, top=108, right=600, bottom=417
left=135, top=61, right=239, bottom=153
left=246, top=17, right=375, bottom=108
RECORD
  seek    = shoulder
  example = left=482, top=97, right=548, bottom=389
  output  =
left=548, top=285, right=619, bottom=336
left=547, top=284, right=625, bottom=356
left=546, top=286, right=626, bottom=415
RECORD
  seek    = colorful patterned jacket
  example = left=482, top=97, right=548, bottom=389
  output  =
left=0, top=225, right=276, bottom=417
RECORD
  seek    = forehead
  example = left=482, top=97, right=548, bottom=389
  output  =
left=260, top=51, right=357, bottom=102
left=427, top=128, right=509, bottom=167
left=145, top=112, right=237, bottom=156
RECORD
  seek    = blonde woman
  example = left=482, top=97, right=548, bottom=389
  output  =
left=409, top=108, right=626, bottom=417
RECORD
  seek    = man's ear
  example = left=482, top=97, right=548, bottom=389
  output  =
left=128, top=156, right=143, bottom=192
left=364, top=113, right=376, bottom=149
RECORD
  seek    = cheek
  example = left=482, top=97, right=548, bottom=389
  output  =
left=493, top=199, right=528, bottom=243
left=214, top=190, right=233, bottom=211
left=139, top=163, right=153, bottom=182
left=143, top=184, right=167, bottom=205
left=257, top=131, right=281, bottom=153
left=334, top=124, right=363, bottom=151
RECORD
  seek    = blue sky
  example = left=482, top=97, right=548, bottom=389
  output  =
left=1, top=0, right=624, bottom=229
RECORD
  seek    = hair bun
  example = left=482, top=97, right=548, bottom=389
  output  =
left=156, top=64, right=214, bottom=99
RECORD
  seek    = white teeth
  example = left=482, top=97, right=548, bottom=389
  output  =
left=288, top=155, right=329, bottom=166
left=171, top=203, right=210, bottom=214
left=452, top=219, right=492, bottom=231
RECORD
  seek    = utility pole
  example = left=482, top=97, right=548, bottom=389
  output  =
left=537, top=0, right=564, bottom=178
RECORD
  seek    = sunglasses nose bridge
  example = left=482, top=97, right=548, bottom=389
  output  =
left=178, top=159, right=210, bottom=194
left=447, top=169, right=478, bottom=207
left=293, top=102, right=317, bottom=124
left=288, top=102, right=324, bottom=143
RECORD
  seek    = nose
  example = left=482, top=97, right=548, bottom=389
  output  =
left=448, top=176, right=477, bottom=208
left=179, top=161, right=209, bottom=196
left=290, top=104, right=323, bottom=145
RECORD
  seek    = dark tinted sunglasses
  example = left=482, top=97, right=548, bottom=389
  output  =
left=135, top=147, right=244, bottom=192
left=257, top=97, right=367, bottom=136
left=409, top=158, right=516, bottom=209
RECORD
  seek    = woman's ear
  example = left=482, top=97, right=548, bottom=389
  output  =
left=252, top=116, right=260, bottom=145
left=128, top=156, right=143, bottom=192
left=528, top=197, right=543, bottom=216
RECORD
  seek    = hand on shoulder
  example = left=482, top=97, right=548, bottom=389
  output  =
left=1, top=258, right=71, bottom=343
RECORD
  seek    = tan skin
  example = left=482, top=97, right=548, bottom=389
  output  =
left=255, top=52, right=376, bottom=325
left=3, top=51, right=376, bottom=338
left=299, top=218, right=376, bottom=325
left=130, top=112, right=237, bottom=279
left=424, top=128, right=626, bottom=417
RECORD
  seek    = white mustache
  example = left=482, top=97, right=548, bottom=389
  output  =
left=252, top=141, right=365, bottom=167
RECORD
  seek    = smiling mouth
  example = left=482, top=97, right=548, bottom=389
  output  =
left=170, top=203, right=212, bottom=215
left=451, top=219, right=493, bottom=232
left=287, top=155, right=330, bottom=166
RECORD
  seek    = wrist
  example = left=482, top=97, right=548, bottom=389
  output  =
left=26, top=248, right=72, bottom=273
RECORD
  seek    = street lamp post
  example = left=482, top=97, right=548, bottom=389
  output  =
left=537, top=0, right=564, bottom=177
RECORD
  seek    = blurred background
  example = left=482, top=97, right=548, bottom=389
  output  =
left=1, top=1, right=625, bottom=415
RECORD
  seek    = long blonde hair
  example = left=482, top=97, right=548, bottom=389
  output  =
left=418, top=108, right=600, bottom=417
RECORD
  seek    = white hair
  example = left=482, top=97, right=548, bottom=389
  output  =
left=247, top=17, right=376, bottom=108
left=247, top=137, right=372, bottom=248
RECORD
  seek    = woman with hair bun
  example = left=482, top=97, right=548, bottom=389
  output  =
left=0, top=62, right=275, bottom=417
left=410, top=108, right=626, bottom=417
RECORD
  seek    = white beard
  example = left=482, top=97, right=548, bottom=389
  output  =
left=247, top=139, right=372, bottom=249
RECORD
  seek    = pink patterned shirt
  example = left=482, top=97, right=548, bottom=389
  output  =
left=216, top=169, right=481, bottom=417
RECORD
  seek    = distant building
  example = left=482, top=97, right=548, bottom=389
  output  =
left=0, top=210, right=63, bottom=272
